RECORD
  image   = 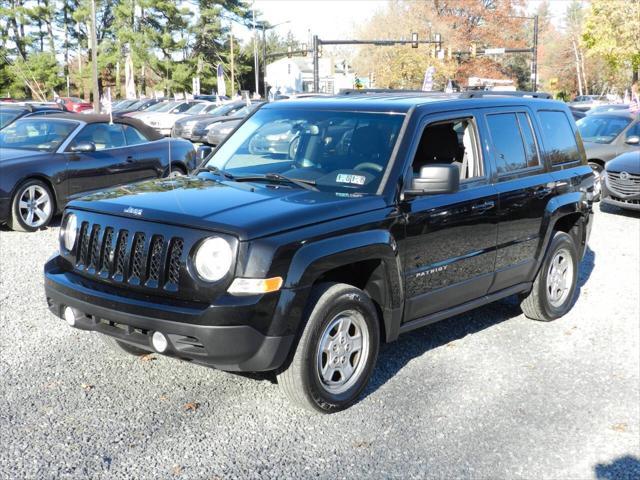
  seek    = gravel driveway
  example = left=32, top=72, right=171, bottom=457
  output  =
left=1, top=204, right=638, bottom=479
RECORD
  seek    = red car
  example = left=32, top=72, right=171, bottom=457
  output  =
left=58, top=97, right=93, bottom=113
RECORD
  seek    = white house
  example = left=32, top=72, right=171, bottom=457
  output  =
left=265, top=56, right=356, bottom=95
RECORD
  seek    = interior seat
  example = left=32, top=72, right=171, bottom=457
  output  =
left=413, top=124, right=461, bottom=173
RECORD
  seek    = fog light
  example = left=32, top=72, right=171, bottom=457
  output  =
left=151, top=331, right=168, bottom=353
left=64, top=306, right=80, bottom=326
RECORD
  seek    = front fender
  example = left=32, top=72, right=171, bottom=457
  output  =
left=273, top=230, right=404, bottom=342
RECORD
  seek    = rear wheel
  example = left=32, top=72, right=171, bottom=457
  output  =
left=9, top=179, right=55, bottom=232
left=588, top=161, right=603, bottom=201
left=520, top=231, right=578, bottom=321
left=277, top=283, right=380, bottom=413
left=164, top=165, right=186, bottom=178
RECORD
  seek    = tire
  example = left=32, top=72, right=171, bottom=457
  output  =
left=9, top=179, right=55, bottom=232
left=99, top=334, right=150, bottom=356
left=277, top=283, right=380, bottom=413
left=588, top=161, right=603, bottom=202
left=164, top=165, right=186, bottom=178
left=520, top=231, right=578, bottom=321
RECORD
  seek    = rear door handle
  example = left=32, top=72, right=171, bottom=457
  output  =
left=472, top=200, right=495, bottom=212
left=126, top=156, right=134, bottom=163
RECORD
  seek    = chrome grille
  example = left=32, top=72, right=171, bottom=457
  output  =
left=74, top=223, right=184, bottom=292
left=607, top=171, right=640, bottom=196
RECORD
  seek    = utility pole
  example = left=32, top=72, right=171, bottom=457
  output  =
left=532, top=15, right=539, bottom=92
left=262, top=26, right=267, bottom=97
left=312, top=35, right=319, bottom=93
left=252, top=6, right=259, bottom=95
left=90, top=0, right=99, bottom=110
left=230, top=26, right=235, bottom=95
left=76, top=22, right=82, bottom=99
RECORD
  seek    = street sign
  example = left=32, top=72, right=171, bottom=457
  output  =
left=484, top=48, right=506, bottom=55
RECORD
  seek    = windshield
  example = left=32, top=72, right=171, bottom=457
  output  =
left=0, top=119, right=77, bottom=152
left=576, top=116, right=630, bottom=143
left=184, top=103, right=209, bottom=114
left=113, top=99, right=137, bottom=110
left=0, top=108, right=24, bottom=129
left=154, top=101, right=179, bottom=113
left=206, top=108, right=405, bottom=194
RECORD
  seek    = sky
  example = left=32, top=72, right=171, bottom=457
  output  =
left=234, top=0, right=579, bottom=43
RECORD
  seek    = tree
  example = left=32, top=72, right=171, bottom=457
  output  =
left=582, top=0, right=640, bottom=82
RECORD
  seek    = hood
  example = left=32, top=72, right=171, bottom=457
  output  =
left=0, top=148, right=49, bottom=163
left=582, top=141, right=616, bottom=160
left=67, top=175, right=386, bottom=241
left=606, top=151, right=640, bottom=173
left=193, top=115, right=235, bottom=129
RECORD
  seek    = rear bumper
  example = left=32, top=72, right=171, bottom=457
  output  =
left=44, top=257, right=294, bottom=372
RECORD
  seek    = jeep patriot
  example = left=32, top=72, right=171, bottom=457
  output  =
left=45, top=91, right=595, bottom=412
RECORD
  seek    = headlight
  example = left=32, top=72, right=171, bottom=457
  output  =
left=193, top=237, right=233, bottom=282
left=218, top=126, right=234, bottom=135
left=205, top=123, right=219, bottom=131
left=61, top=213, right=78, bottom=251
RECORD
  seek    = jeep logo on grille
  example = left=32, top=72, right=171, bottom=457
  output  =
left=620, top=171, right=630, bottom=181
left=124, top=207, right=143, bottom=216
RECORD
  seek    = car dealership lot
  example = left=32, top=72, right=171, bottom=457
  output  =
left=0, top=206, right=638, bottom=479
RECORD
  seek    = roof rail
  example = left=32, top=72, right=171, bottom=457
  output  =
left=338, top=88, right=552, bottom=100
left=459, top=90, right=552, bottom=99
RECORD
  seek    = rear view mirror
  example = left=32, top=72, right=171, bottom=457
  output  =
left=405, top=164, right=460, bottom=196
left=69, top=141, right=96, bottom=153
left=196, top=145, right=213, bottom=161
left=625, top=135, right=639, bottom=145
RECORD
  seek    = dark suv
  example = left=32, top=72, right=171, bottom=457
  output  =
left=44, top=91, right=595, bottom=413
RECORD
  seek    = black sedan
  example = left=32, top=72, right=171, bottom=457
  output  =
left=0, top=103, right=65, bottom=129
left=602, top=151, right=640, bottom=211
left=0, top=114, right=196, bottom=231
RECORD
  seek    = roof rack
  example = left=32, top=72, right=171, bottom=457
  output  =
left=338, top=88, right=552, bottom=99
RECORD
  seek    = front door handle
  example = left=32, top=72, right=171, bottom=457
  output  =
left=125, top=156, right=134, bottom=163
left=534, top=187, right=552, bottom=198
left=472, top=200, right=495, bottom=212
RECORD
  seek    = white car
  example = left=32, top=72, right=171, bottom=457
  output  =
left=138, top=101, right=199, bottom=135
left=147, top=102, right=221, bottom=136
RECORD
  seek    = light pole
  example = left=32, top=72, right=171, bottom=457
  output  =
left=259, top=20, right=291, bottom=98
left=90, top=0, right=99, bottom=110
left=510, top=15, right=539, bottom=92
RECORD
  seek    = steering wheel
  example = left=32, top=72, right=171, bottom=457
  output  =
left=354, top=162, right=383, bottom=173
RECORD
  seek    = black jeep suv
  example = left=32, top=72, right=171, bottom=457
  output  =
left=44, top=91, right=595, bottom=413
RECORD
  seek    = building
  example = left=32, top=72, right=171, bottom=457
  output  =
left=264, top=56, right=356, bottom=95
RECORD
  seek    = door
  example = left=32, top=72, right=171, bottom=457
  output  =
left=122, top=124, right=164, bottom=179
left=401, top=113, right=499, bottom=321
left=483, top=109, right=554, bottom=292
left=65, top=122, right=135, bottom=197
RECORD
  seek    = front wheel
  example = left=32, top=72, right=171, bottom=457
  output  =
left=520, top=231, right=578, bottom=321
left=588, top=162, right=603, bottom=201
left=277, top=283, right=380, bottom=413
left=9, top=179, right=55, bottom=232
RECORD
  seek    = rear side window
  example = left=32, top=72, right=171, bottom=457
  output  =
left=486, top=113, right=532, bottom=174
left=538, top=111, right=580, bottom=164
left=123, top=125, right=148, bottom=145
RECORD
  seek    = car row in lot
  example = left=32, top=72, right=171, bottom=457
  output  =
left=0, top=102, right=65, bottom=129
left=0, top=114, right=195, bottom=231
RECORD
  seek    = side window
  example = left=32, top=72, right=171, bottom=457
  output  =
left=516, top=112, right=540, bottom=167
left=412, top=118, right=483, bottom=181
left=486, top=113, right=528, bottom=174
left=71, top=123, right=126, bottom=150
left=538, top=111, right=580, bottom=164
left=123, top=125, right=149, bottom=145
left=626, top=122, right=640, bottom=139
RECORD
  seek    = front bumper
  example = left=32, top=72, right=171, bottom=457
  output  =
left=44, top=257, right=294, bottom=372
left=602, top=180, right=640, bottom=211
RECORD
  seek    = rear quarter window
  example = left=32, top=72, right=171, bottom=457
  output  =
left=538, top=111, right=580, bottom=165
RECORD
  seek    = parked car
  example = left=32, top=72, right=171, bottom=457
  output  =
left=569, top=107, right=586, bottom=121
left=146, top=101, right=217, bottom=136
left=58, top=97, right=93, bottom=113
left=569, top=95, right=607, bottom=111
left=45, top=92, right=595, bottom=412
left=112, top=98, right=163, bottom=118
left=124, top=100, right=170, bottom=118
left=601, top=151, right=640, bottom=211
left=585, top=104, right=630, bottom=116
left=138, top=101, right=200, bottom=134
left=194, top=94, right=230, bottom=102
left=184, top=101, right=264, bottom=143
left=576, top=112, right=640, bottom=197
left=0, top=114, right=196, bottom=231
left=0, top=103, right=65, bottom=129
left=204, top=104, right=265, bottom=146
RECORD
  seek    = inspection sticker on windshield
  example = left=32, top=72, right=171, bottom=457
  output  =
left=336, top=174, right=366, bottom=185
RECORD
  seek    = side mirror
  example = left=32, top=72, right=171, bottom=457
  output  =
left=625, top=135, right=639, bottom=146
left=405, top=164, right=460, bottom=196
left=196, top=145, right=213, bottom=161
left=69, top=141, right=96, bottom=153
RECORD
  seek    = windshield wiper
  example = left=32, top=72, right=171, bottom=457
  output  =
left=234, top=173, right=318, bottom=191
left=195, top=164, right=234, bottom=180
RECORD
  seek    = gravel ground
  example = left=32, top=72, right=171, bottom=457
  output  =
left=0, top=203, right=639, bottom=480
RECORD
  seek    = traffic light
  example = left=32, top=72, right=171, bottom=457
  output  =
left=471, top=43, right=476, bottom=57
left=287, top=45, right=292, bottom=58
left=411, top=32, right=418, bottom=48
left=447, top=46, right=452, bottom=59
